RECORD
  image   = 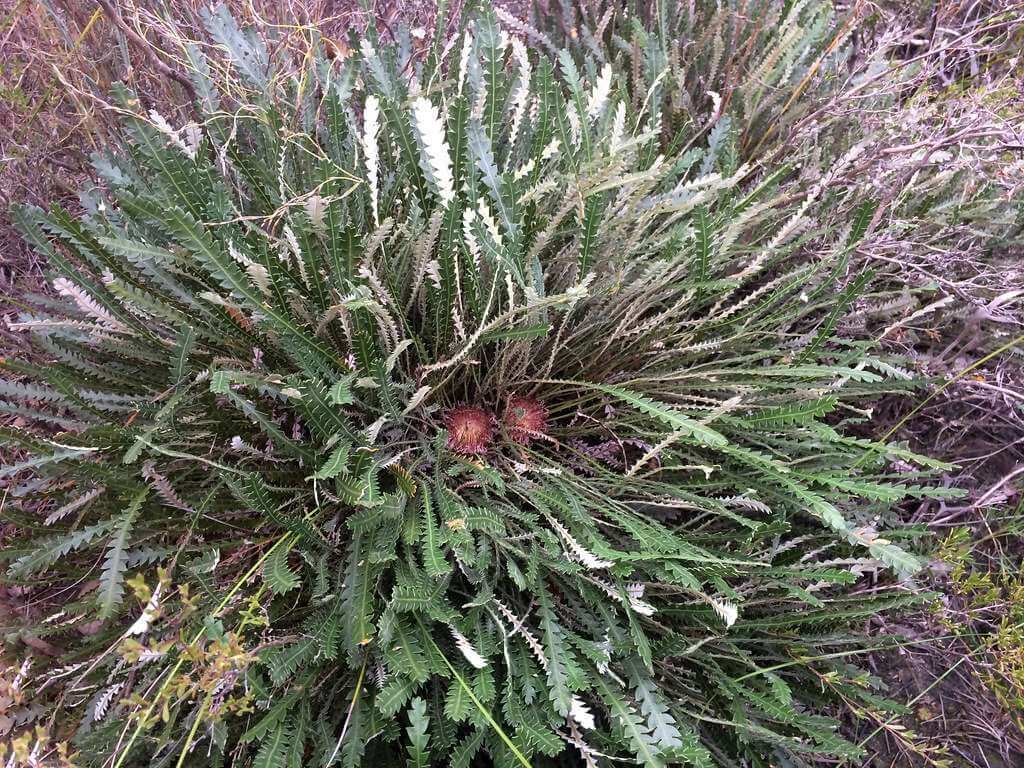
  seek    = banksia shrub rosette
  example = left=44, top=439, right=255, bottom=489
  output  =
left=0, top=3, right=962, bottom=768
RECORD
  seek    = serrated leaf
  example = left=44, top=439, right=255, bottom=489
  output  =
left=329, top=374, right=356, bottom=405
left=421, top=487, right=451, bottom=578
left=405, top=697, right=431, bottom=768
left=592, top=673, right=665, bottom=768
left=869, top=541, right=923, bottom=577
left=313, top=441, right=351, bottom=480
left=263, top=542, right=300, bottom=595
left=341, top=534, right=377, bottom=650
left=241, top=694, right=300, bottom=743
left=584, top=383, right=728, bottom=447
left=252, top=720, right=291, bottom=768
left=98, top=489, right=147, bottom=620
left=170, top=324, right=195, bottom=385
left=578, top=195, right=603, bottom=276
left=378, top=675, right=419, bottom=717
left=266, top=637, right=316, bottom=686
left=538, top=599, right=575, bottom=718
left=444, top=678, right=471, bottom=722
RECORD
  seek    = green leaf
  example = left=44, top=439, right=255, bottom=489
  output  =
left=581, top=383, right=728, bottom=447
left=210, top=369, right=231, bottom=395
left=313, top=441, right=351, bottom=480
left=342, top=534, right=377, bottom=650
left=387, top=616, right=430, bottom=683
left=98, top=489, right=147, bottom=620
left=266, top=637, right=316, bottom=686
left=693, top=206, right=711, bottom=301
left=592, top=673, right=665, bottom=768
left=444, top=677, right=471, bottom=722
left=202, top=3, right=270, bottom=88
left=848, top=198, right=879, bottom=246
left=732, top=397, right=838, bottom=428
left=329, top=374, right=356, bottom=405
left=9, top=516, right=117, bottom=577
left=241, top=694, right=300, bottom=743
left=121, top=196, right=340, bottom=375
left=578, top=195, right=603, bottom=276
left=421, top=487, right=451, bottom=578
left=405, top=697, right=431, bottom=768
left=538, top=598, right=576, bottom=718
left=263, top=541, right=300, bottom=595
left=377, top=676, right=419, bottom=718
left=252, top=720, right=291, bottom=768
left=869, top=541, right=923, bottom=578
left=170, top=324, right=195, bottom=385
left=417, top=617, right=532, bottom=768
left=625, top=657, right=685, bottom=752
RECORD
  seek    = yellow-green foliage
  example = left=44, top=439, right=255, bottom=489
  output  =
left=940, top=525, right=1024, bottom=728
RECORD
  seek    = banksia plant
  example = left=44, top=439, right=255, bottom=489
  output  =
left=1, top=3, right=964, bottom=768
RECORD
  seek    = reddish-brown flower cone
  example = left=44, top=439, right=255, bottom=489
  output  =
left=445, top=405, right=494, bottom=454
left=504, top=395, right=548, bottom=444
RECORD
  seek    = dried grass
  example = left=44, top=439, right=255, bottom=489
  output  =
left=811, top=4, right=1024, bottom=764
